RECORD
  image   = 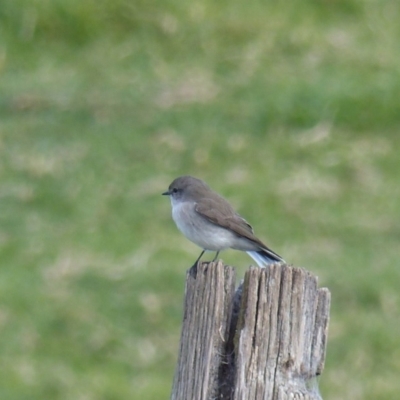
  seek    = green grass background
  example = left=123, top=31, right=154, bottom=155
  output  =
left=1, top=0, right=400, bottom=398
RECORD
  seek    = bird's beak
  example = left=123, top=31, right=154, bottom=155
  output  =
left=162, top=190, right=171, bottom=196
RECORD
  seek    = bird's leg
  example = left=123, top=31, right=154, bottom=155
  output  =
left=212, top=251, right=220, bottom=262
left=195, top=249, right=205, bottom=264
left=191, top=249, right=205, bottom=268
left=190, top=249, right=206, bottom=278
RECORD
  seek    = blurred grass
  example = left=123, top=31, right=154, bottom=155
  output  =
left=0, top=0, right=400, bottom=399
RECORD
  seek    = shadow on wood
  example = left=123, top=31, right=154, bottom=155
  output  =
left=171, top=261, right=331, bottom=400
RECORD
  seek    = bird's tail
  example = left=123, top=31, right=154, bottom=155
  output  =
left=246, top=249, right=285, bottom=268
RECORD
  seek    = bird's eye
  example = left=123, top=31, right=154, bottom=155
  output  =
left=172, top=188, right=178, bottom=193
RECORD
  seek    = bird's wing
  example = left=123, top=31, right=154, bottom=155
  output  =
left=194, top=197, right=267, bottom=247
left=195, top=198, right=284, bottom=261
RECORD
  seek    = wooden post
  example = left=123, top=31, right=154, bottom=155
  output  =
left=171, top=261, right=331, bottom=400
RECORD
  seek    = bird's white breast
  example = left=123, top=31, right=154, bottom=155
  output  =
left=171, top=199, right=236, bottom=251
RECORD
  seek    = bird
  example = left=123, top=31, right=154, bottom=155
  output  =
left=162, top=175, right=285, bottom=267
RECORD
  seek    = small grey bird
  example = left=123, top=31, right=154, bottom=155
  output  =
left=162, top=175, right=285, bottom=267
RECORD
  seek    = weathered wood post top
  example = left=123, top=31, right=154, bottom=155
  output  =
left=171, top=262, right=331, bottom=400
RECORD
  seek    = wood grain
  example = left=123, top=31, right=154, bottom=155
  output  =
left=171, top=262, right=330, bottom=400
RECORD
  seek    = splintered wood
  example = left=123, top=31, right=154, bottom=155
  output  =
left=171, top=262, right=330, bottom=400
